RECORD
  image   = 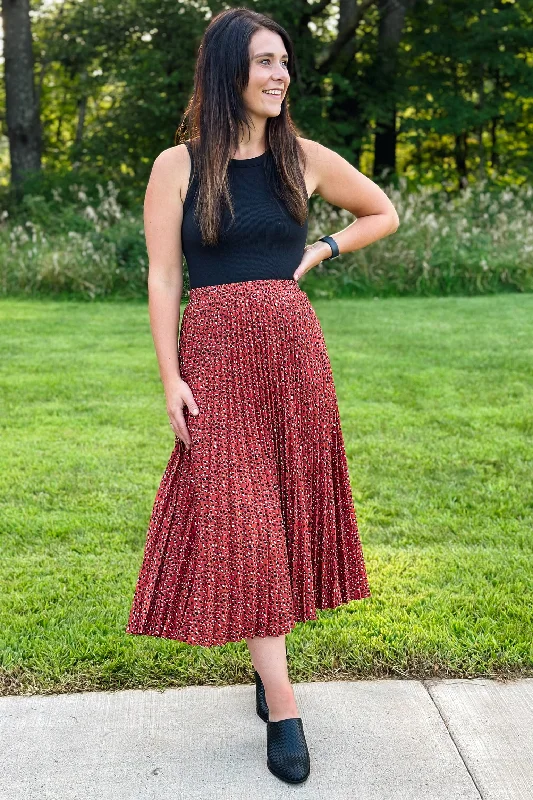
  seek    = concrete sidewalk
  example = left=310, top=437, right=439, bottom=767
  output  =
left=1, top=678, right=532, bottom=799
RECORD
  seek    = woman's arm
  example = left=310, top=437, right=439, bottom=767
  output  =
left=144, top=146, right=187, bottom=388
left=143, top=145, right=199, bottom=449
left=296, top=138, right=400, bottom=272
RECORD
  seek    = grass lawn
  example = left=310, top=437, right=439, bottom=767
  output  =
left=1, top=293, right=532, bottom=696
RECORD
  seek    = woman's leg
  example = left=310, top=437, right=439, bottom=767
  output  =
left=245, top=634, right=300, bottom=721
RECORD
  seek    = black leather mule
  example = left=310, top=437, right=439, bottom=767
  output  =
left=254, top=669, right=269, bottom=722
left=266, top=716, right=310, bottom=784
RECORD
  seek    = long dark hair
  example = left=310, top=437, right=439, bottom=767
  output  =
left=175, top=7, right=308, bottom=247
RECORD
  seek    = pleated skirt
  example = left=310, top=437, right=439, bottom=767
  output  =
left=125, top=278, right=371, bottom=647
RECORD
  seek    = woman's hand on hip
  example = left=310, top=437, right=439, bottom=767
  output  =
left=293, top=241, right=333, bottom=281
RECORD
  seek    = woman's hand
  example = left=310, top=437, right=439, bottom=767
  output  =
left=165, top=378, right=199, bottom=451
left=293, top=241, right=334, bottom=281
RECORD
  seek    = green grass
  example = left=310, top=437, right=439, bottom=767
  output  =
left=1, top=294, right=532, bottom=696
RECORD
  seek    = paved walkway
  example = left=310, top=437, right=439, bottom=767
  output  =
left=1, top=678, right=532, bottom=799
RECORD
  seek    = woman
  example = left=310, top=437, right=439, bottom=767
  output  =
left=126, top=6, right=399, bottom=785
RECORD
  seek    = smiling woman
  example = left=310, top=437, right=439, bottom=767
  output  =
left=125, top=5, right=397, bottom=786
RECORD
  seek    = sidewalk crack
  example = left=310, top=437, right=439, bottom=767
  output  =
left=422, top=680, right=484, bottom=800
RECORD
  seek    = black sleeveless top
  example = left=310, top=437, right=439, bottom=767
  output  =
left=182, top=141, right=309, bottom=289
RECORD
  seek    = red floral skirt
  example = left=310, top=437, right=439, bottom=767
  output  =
left=125, top=279, right=371, bottom=647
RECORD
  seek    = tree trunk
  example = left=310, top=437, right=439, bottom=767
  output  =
left=373, top=0, right=416, bottom=180
left=454, top=132, right=469, bottom=189
left=490, top=117, right=499, bottom=171
left=374, top=106, right=397, bottom=180
left=476, top=63, right=486, bottom=180
left=75, top=88, right=88, bottom=148
left=1, top=0, right=42, bottom=192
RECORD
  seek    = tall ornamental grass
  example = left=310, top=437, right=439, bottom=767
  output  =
left=1, top=177, right=531, bottom=300
left=306, top=178, right=533, bottom=298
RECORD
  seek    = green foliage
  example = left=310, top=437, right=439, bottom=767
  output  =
left=0, top=179, right=149, bottom=300
left=1, top=1, right=532, bottom=303
left=2, top=177, right=532, bottom=300
left=304, top=178, right=533, bottom=298
left=0, top=165, right=138, bottom=233
left=400, top=0, right=533, bottom=184
left=2, top=0, right=531, bottom=190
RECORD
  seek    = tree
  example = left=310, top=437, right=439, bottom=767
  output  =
left=1, top=0, right=42, bottom=192
left=373, top=0, right=417, bottom=180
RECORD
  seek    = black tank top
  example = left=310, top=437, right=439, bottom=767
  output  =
left=182, top=141, right=309, bottom=289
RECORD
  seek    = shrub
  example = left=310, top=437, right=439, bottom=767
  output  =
left=1, top=177, right=532, bottom=300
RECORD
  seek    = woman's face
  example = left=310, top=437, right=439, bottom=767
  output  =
left=242, top=28, right=290, bottom=119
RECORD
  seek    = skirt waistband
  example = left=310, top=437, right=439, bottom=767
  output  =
left=188, top=278, right=300, bottom=303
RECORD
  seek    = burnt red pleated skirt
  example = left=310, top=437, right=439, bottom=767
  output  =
left=125, top=278, right=371, bottom=647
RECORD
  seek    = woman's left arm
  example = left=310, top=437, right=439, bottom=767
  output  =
left=295, top=139, right=400, bottom=279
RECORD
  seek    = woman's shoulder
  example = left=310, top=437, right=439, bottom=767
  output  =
left=295, top=136, right=328, bottom=171
left=150, top=144, right=193, bottom=205
left=153, top=143, right=193, bottom=169
left=295, top=136, right=325, bottom=160
left=295, top=137, right=327, bottom=194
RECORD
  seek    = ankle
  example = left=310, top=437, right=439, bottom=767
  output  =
left=268, top=705, right=300, bottom=722
left=265, top=686, right=299, bottom=722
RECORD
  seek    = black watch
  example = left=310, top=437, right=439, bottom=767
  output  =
left=318, top=235, right=340, bottom=260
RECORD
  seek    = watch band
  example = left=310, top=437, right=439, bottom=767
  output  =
left=318, top=235, right=340, bottom=260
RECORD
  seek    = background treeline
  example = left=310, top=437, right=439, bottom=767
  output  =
left=1, top=0, right=532, bottom=299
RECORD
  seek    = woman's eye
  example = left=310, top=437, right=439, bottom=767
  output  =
left=260, top=59, right=289, bottom=68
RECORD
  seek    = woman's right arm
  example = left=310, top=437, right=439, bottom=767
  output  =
left=143, top=145, right=199, bottom=450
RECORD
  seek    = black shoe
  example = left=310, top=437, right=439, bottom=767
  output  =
left=254, top=669, right=269, bottom=722
left=253, top=642, right=289, bottom=723
left=266, top=717, right=310, bottom=784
